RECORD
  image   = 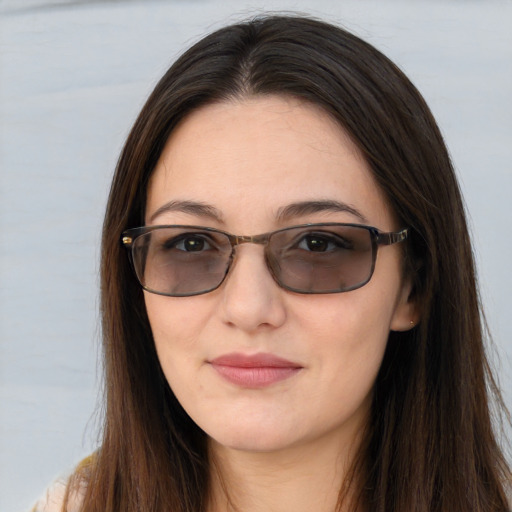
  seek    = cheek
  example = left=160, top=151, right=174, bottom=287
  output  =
left=295, top=292, right=395, bottom=386
left=144, top=293, right=212, bottom=341
left=143, top=293, right=211, bottom=378
left=297, top=288, right=395, bottom=347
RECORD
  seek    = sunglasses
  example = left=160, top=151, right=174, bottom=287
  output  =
left=121, top=223, right=408, bottom=296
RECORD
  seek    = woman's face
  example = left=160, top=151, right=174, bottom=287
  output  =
left=144, top=96, right=415, bottom=454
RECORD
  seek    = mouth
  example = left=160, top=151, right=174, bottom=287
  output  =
left=208, top=353, right=303, bottom=388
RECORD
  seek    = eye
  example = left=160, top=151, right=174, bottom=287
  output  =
left=297, top=232, right=352, bottom=252
left=165, top=234, right=212, bottom=252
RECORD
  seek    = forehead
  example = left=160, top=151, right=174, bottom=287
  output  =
left=146, top=95, right=394, bottom=230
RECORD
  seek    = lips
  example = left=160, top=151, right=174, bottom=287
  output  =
left=209, top=353, right=303, bottom=388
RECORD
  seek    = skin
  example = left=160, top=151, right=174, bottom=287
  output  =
left=144, top=95, right=417, bottom=511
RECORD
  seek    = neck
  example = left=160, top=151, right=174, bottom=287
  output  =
left=207, top=431, right=364, bottom=512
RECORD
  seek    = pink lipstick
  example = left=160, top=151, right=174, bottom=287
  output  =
left=209, top=353, right=302, bottom=388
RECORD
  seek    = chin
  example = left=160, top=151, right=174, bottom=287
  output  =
left=206, top=422, right=299, bottom=454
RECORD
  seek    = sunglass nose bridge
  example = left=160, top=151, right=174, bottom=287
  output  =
left=233, top=234, right=269, bottom=246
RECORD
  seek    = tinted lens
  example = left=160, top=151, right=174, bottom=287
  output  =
left=267, top=225, right=375, bottom=293
left=129, top=224, right=376, bottom=296
left=131, top=227, right=232, bottom=296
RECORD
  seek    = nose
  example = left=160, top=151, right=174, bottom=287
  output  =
left=220, top=245, right=287, bottom=333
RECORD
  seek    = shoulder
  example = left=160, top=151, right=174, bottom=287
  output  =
left=31, top=455, right=94, bottom=512
left=31, top=481, right=69, bottom=512
left=31, top=480, right=86, bottom=512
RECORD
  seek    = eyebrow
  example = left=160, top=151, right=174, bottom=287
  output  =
left=149, top=198, right=367, bottom=225
left=276, top=200, right=368, bottom=223
left=149, top=200, right=224, bottom=223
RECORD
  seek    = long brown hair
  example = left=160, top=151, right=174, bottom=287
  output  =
left=69, top=14, right=511, bottom=512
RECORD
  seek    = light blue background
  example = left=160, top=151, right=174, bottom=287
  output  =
left=1, top=1, right=510, bottom=510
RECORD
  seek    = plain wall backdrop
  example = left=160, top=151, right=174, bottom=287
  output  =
left=1, top=1, right=511, bottom=510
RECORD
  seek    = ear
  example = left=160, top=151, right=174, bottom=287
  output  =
left=390, top=277, right=421, bottom=332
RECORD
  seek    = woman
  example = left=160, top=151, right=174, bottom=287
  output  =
left=34, top=14, right=511, bottom=512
